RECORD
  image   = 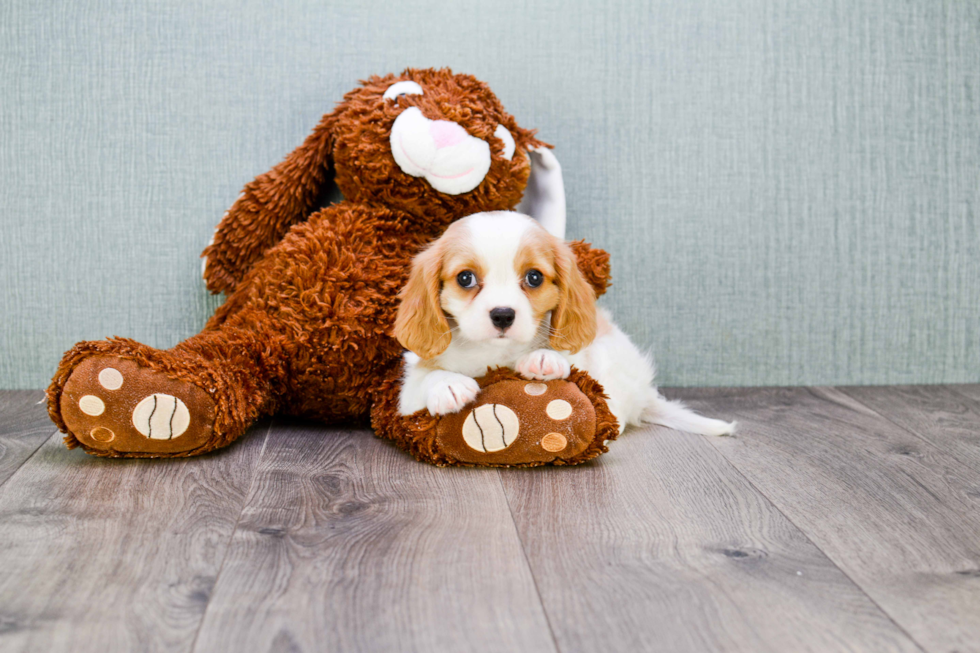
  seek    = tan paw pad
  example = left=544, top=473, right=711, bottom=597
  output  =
left=90, top=427, right=115, bottom=443
left=462, top=404, right=520, bottom=453
left=98, top=367, right=124, bottom=390
left=546, top=399, right=572, bottom=420
left=524, top=383, right=547, bottom=396
left=541, top=432, right=567, bottom=452
left=132, top=394, right=191, bottom=440
left=78, top=395, right=105, bottom=416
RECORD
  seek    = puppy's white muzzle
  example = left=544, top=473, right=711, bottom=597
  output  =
left=390, top=107, right=491, bottom=195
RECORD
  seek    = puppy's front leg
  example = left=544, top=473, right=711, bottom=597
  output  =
left=399, top=354, right=480, bottom=416
left=516, top=349, right=571, bottom=381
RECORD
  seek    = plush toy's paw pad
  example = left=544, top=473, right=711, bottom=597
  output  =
left=435, top=379, right=597, bottom=465
left=461, top=404, right=520, bottom=452
left=131, top=394, right=192, bottom=439
left=516, top=349, right=571, bottom=380
left=60, top=356, right=215, bottom=456
left=425, top=372, right=480, bottom=415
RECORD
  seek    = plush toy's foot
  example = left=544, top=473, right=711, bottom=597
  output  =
left=436, top=376, right=600, bottom=465
left=56, top=355, right=217, bottom=457
left=372, top=367, right=620, bottom=467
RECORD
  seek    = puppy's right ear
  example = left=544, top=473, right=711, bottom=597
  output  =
left=549, top=239, right=597, bottom=354
left=394, top=243, right=452, bottom=360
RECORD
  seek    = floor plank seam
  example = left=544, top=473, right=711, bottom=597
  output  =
left=703, top=430, right=931, bottom=653
left=0, top=429, right=60, bottom=493
left=940, top=383, right=980, bottom=407
left=187, top=419, right=275, bottom=653
left=835, top=386, right=980, bottom=475
left=495, top=470, right=562, bottom=653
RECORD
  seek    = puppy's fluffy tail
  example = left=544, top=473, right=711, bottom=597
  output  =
left=640, top=389, right=736, bottom=436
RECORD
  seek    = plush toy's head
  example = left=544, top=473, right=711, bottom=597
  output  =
left=201, top=67, right=567, bottom=296
left=320, top=68, right=550, bottom=227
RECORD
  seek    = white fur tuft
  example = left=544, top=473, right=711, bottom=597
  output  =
left=639, top=390, right=737, bottom=436
left=566, top=309, right=734, bottom=436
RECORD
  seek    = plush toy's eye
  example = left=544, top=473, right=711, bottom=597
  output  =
left=383, top=81, right=424, bottom=104
left=456, top=270, right=478, bottom=289
left=494, top=124, right=516, bottom=161
left=524, top=269, right=544, bottom=288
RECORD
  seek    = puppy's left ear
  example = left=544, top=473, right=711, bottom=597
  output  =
left=516, top=147, right=566, bottom=239
left=549, top=239, right=597, bottom=354
left=394, top=243, right=452, bottom=360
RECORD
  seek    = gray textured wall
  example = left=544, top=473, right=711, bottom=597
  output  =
left=2, top=0, right=978, bottom=389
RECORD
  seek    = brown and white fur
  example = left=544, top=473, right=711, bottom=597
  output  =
left=394, top=211, right=735, bottom=436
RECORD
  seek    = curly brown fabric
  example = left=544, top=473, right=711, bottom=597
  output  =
left=569, top=239, right=612, bottom=298
left=47, top=68, right=615, bottom=463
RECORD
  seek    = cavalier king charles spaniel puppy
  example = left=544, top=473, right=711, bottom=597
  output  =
left=394, top=211, right=734, bottom=436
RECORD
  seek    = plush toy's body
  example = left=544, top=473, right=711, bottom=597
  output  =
left=48, top=69, right=618, bottom=465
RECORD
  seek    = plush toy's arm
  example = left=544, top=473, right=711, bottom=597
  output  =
left=202, top=114, right=336, bottom=294
left=517, top=147, right=566, bottom=238
left=569, top=240, right=612, bottom=298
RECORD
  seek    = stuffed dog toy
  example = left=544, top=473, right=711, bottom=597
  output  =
left=48, top=68, right=618, bottom=465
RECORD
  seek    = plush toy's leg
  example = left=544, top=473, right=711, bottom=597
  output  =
left=371, top=366, right=620, bottom=467
left=48, top=309, right=285, bottom=458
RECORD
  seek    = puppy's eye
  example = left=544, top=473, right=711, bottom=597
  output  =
left=383, top=81, right=424, bottom=104
left=456, top=270, right=478, bottom=289
left=524, top=269, right=544, bottom=288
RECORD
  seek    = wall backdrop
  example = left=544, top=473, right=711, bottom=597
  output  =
left=2, top=0, right=978, bottom=389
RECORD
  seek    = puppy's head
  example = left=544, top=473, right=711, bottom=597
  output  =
left=394, top=212, right=597, bottom=359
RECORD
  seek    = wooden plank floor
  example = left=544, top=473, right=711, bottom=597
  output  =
left=1, top=386, right=978, bottom=653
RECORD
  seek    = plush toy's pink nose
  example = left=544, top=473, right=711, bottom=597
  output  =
left=429, top=120, right=468, bottom=149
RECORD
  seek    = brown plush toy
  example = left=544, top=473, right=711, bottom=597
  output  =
left=48, top=68, right=619, bottom=466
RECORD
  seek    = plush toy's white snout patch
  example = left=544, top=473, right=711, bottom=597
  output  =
left=390, top=107, right=492, bottom=195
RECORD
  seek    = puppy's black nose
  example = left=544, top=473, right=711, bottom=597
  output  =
left=489, top=307, right=516, bottom=330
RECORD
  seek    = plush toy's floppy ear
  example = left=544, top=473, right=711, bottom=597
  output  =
left=202, top=113, right=337, bottom=294
left=394, top=243, right=452, bottom=360
left=516, top=147, right=566, bottom=239
left=549, top=238, right=597, bottom=354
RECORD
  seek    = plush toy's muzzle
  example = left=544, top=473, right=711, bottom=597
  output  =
left=390, top=106, right=495, bottom=195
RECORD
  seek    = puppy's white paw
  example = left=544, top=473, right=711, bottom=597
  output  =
left=516, top=349, right=571, bottom=381
left=425, top=371, right=480, bottom=415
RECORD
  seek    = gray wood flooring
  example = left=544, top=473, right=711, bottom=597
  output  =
left=1, top=386, right=978, bottom=653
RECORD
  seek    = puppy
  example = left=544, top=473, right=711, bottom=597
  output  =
left=394, top=211, right=734, bottom=437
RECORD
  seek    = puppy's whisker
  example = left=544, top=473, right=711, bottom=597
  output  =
left=543, top=325, right=567, bottom=340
